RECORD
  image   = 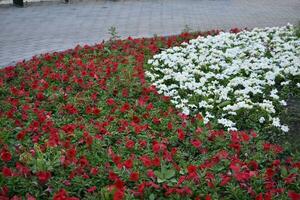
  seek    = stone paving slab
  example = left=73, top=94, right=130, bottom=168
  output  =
left=0, top=0, right=300, bottom=67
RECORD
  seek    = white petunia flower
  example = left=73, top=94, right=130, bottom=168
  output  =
left=279, top=100, right=287, bottom=106
left=259, top=117, right=265, bottom=123
left=272, top=117, right=281, bottom=127
left=281, top=125, right=289, bottom=132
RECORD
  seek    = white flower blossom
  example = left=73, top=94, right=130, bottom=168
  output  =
left=259, top=117, right=265, bottom=124
left=281, top=125, right=289, bottom=132
left=272, top=117, right=281, bottom=127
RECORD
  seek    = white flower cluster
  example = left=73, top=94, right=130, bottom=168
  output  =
left=146, top=25, right=300, bottom=132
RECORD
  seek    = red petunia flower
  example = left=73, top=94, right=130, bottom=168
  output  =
left=120, top=103, right=130, bottom=113
left=167, top=122, right=173, bottom=130
left=113, top=189, right=124, bottom=200
left=53, top=189, right=80, bottom=200
left=16, top=131, right=27, bottom=141
left=152, top=157, right=160, bottom=167
left=26, top=194, right=36, bottom=200
left=145, top=102, right=153, bottom=111
left=140, top=155, right=152, bottom=167
left=132, top=115, right=141, bottom=124
left=0, top=150, right=12, bottom=162
left=187, top=165, right=197, bottom=174
left=152, top=117, right=160, bottom=125
left=177, top=129, right=185, bottom=141
left=126, top=140, right=135, bottom=149
left=152, top=142, right=166, bottom=154
left=191, top=139, right=202, bottom=148
left=90, top=167, right=98, bottom=176
left=122, top=89, right=128, bottom=97
left=36, top=171, right=51, bottom=183
left=288, top=191, right=300, bottom=200
left=123, top=159, right=133, bottom=169
left=147, top=169, right=155, bottom=178
left=284, top=173, right=297, bottom=184
left=255, top=193, right=263, bottom=200
left=106, top=98, right=115, bottom=106
left=220, top=175, right=231, bottom=186
left=87, top=186, right=97, bottom=193
left=36, top=92, right=45, bottom=100
left=16, top=162, right=30, bottom=176
left=129, top=172, right=139, bottom=182
left=205, top=194, right=212, bottom=200
left=2, top=167, right=12, bottom=177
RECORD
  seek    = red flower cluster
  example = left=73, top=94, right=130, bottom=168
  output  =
left=0, top=30, right=299, bottom=199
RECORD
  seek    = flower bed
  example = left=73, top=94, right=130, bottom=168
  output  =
left=146, top=25, right=300, bottom=134
left=0, top=30, right=299, bottom=199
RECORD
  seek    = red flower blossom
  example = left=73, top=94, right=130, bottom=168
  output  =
left=126, top=140, right=135, bottom=149
left=191, top=139, right=202, bottom=148
left=66, top=148, right=76, bottom=159
left=2, top=167, right=12, bottom=177
left=288, top=191, right=300, bottom=200
left=140, top=155, right=152, bottom=167
left=205, top=194, right=212, bottom=200
left=53, top=189, right=79, bottom=200
left=132, top=115, right=141, bottom=124
left=147, top=169, right=155, bottom=178
left=90, top=167, right=98, bottom=175
left=255, top=193, right=263, bottom=200
left=138, top=95, right=149, bottom=106
left=36, top=92, right=45, bottom=100
left=115, top=179, right=125, bottom=190
left=113, top=189, right=124, bottom=200
left=122, top=89, right=128, bottom=97
left=139, top=140, right=147, bottom=148
left=187, top=165, right=197, bottom=174
left=284, top=173, right=297, bottom=184
left=146, top=103, right=154, bottom=110
left=152, top=157, right=161, bottom=167
left=240, top=132, right=250, bottom=142
left=87, top=186, right=97, bottom=193
left=36, top=171, right=51, bottom=183
left=130, top=172, right=139, bottom=182
left=11, top=195, right=22, bottom=200
left=64, top=104, right=78, bottom=114
left=16, top=162, right=30, bottom=176
left=167, top=122, right=173, bottom=130
left=79, top=156, right=89, bottom=167
left=120, top=102, right=130, bottom=113
left=123, top=159, right=133, bottom=169
left=106, top=98, right=115, bottom=106
left=152, top=117, right=160, bottom=124
left=152, top=142, right=166, bottom=153
left=220, top=175, right=231, bottom=186
left=16, top=131, right=27, bottom=140
left=177, top=129, right=185, bottom=141
left=109, top=171, right=119, bottom=181
left=26, top=194, right=36, bottom=200
left=1, top=150, right=12, bottom=162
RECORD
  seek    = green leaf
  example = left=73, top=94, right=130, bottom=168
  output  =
left=179, top=169, right=186, bottom=175
left=280, top=167, right=288, bottom=177
left=154, top=170, right=163, bottom=179
left=218, top=101, right=231, bottom=108
left=149, top=193, right=156, bottom=200
left=157, top=177, right=165, bottom=183
left=170, top=178, right=177, bottom=183
left=164, top=169, right=175, bottom=179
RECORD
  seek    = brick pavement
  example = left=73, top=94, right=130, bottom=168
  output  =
left=0, top=0, right=299, bottom=67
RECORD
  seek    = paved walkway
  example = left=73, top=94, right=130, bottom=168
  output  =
left=0, top=0, right=300, bottom=67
